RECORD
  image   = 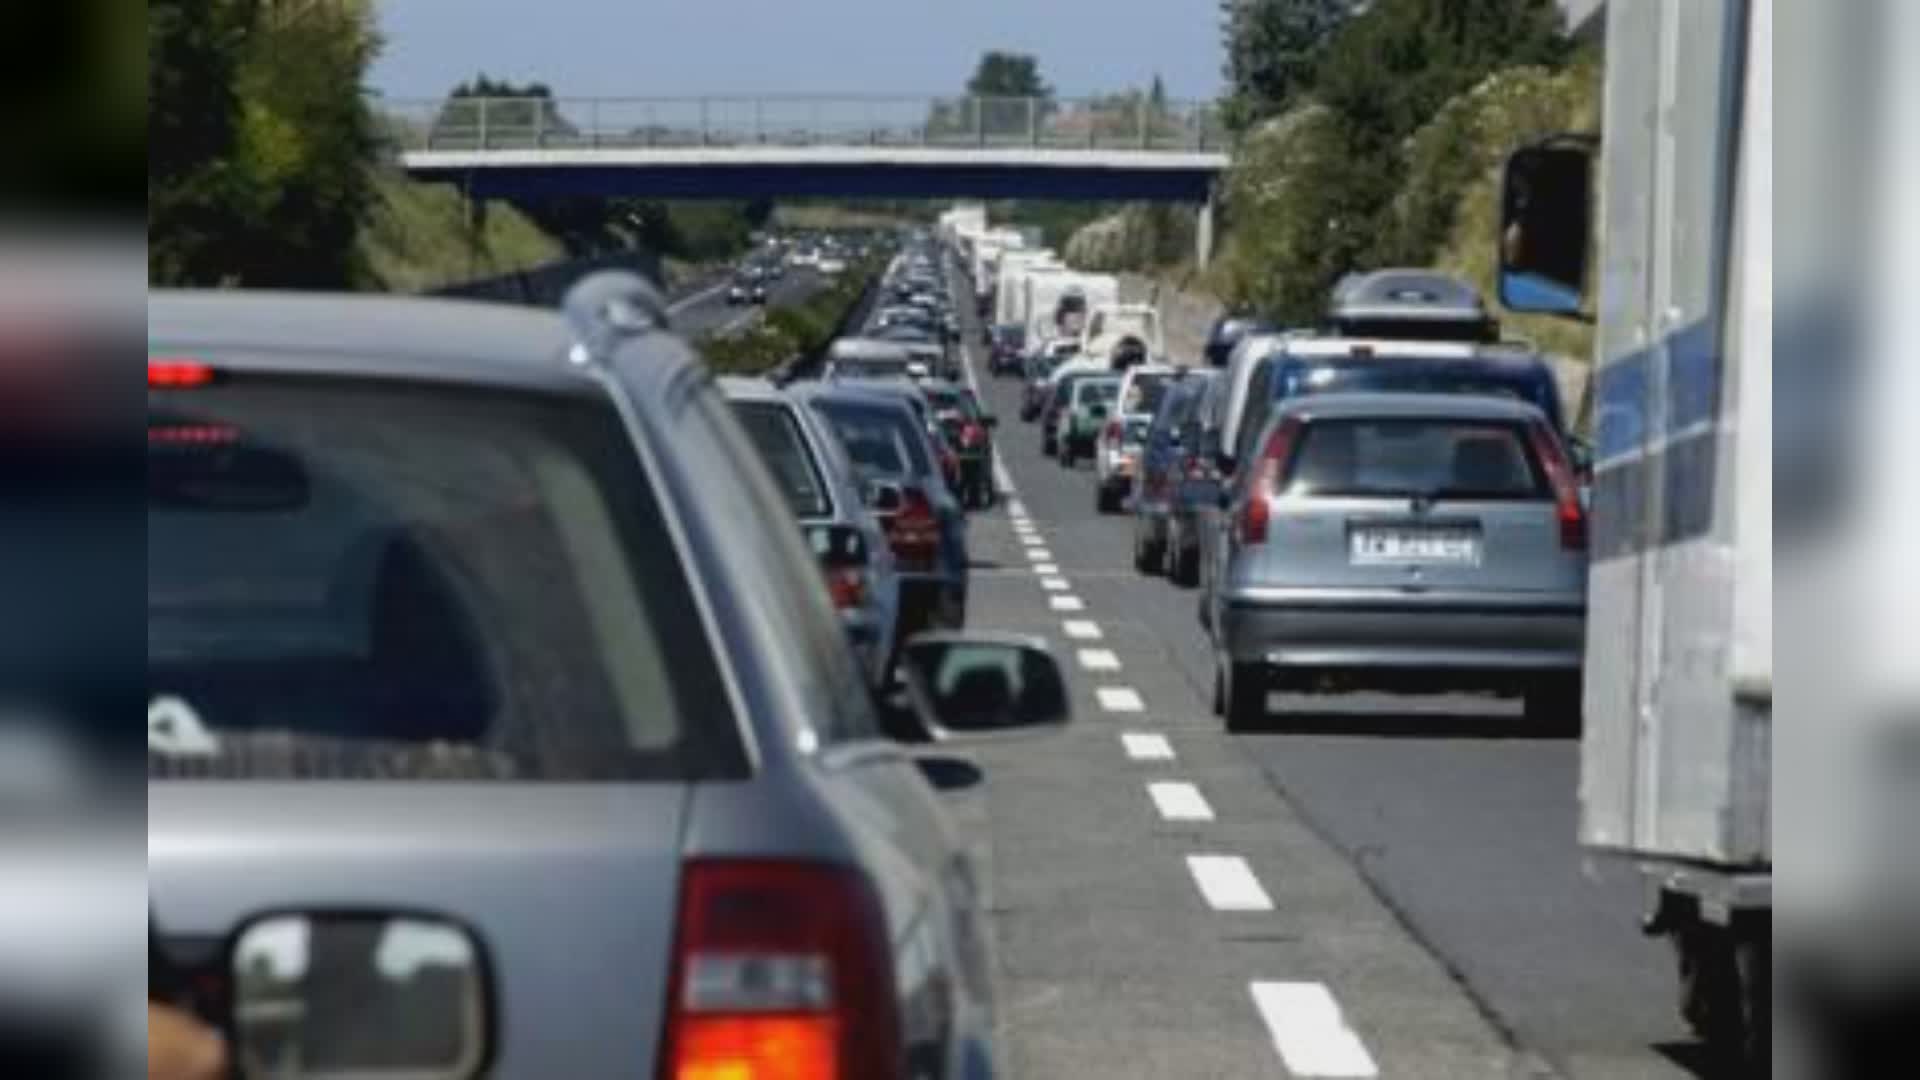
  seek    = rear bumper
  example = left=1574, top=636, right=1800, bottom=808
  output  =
left=1218, top=587, right=1585, bottom=672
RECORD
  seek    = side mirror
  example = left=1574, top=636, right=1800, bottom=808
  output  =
left=228, top=911, right=493, bottom=1079
left=865, top=480, right=905, bottom=513
left=899, top=632, right=1070, bottom=739
left=1498, top=138, right=1596, bottom=317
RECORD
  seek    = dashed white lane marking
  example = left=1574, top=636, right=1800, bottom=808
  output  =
left=1027, top=550, right=1054, bottom=564
left=1249, top=983, right=1381, bottom=1078
left=1185, top=855, right=1274, bottom=912
left=1032, top=563, right=1059, bottom=575
left=1095, top=687, right=1144, bottom=713
left=1148, top=781, right=1215, bottom=822
left=1040, top=577, right=1070, bottom=592
left=1049, top=595, right=1085, bottom=612
left=1121, top=732, right=1175, bottom=760
left=1008, top=499, right=1027, bottom=518
left=1063, top=619, right=1103, bottom=640
left=1077, top=648, right=1122, bottom=672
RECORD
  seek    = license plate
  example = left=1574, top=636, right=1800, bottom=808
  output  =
left=1349, top=527, right=1481, bottom=565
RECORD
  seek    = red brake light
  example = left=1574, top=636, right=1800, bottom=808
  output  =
left=662, top=860, right=904, bottom=1080
left=961, top=422, right=985, bottom=448
left=1105, top=420, right=1122, bottom=443
left=885, top=486, right=941, bottom=570
left=148, top=360, right=217, bottom=389
left=824, top=566, right=868, bottom=610
left=1526, top=423, right=1588, bottom=551
left=1237, top=417, right=1303, bottom=545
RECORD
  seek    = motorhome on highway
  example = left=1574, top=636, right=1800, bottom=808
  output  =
left=1497, top=0, right=1770, bottom=1066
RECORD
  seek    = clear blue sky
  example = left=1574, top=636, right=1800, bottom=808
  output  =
left=369, top=0, right=1225, bottom=102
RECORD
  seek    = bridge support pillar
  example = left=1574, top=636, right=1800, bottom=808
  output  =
left=1196, top=187, right=1216, bottom=269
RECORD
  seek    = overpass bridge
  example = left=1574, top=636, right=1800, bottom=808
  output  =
left=384, top=94, right=1230, bottom=207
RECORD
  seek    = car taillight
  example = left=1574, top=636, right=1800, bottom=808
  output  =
left=1237, top=417, right=1303, bottom=545
left=148, top=360, right=218, bottom=388
left=885, top=486, right=941, bottom=570
left=961, top=422, right=985, bottom=448
left=1527, top=423, right=1588, bottom=551
left=1184, top=454, right=1207, bottom=481
left=1105, top=420, right=1122, bottom=444
left=662, top=860, right=904, bottom=1080
left=824, top=566, right=867, bottom=610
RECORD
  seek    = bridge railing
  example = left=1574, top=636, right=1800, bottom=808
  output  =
left=381, top=95, right=1226, bottom=154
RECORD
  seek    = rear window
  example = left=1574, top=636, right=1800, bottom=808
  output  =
left=1280, top=419, right=1546, bottom=501
left=1122, top=374, right=1170, bottom=416
left=813, top=399, right=933, bottom=478
left=1284, top=363, right=1560, bottom=427
left=147, top=375, right=745, bottom=781
left=1077, top=381, right=1120, bottom=405
left=731, top=401, right=833, bottom=519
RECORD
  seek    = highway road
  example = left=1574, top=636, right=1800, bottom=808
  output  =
left=938, top=267, right=1711, bottom=1079
left=665, top=264, right=826, bottom=337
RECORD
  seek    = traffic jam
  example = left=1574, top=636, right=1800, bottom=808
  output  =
left=147, top=12, right=1771, bottom=1062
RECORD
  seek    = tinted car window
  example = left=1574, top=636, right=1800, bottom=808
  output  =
left=1280, top=419, right=1547, bottom=501
left=731, top=401, right=833, bottom=519
left=1122, top=374, right=1170, bottom=416
left=1076, top=380, right=1120, bottom=405
left=148, top=377, right=744, bottom=781
left=1282, top=362, right=1562, bottom=430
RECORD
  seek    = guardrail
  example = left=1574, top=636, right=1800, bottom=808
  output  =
left=379, top=95, right=1226, bottom=154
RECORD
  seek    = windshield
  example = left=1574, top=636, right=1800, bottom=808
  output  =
left=730, top=401, right=833, bottom=519
left=1280, top=418, right=1546, bottom=501
left=148, top=377, right=744, bottom=781
left=812, top=398, right=933, bottom=479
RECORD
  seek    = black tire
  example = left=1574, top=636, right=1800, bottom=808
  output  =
left=1135, top=523, right=1164, bottom=574
left=1171, top=543, right=1200, bottom=587
left=1524, top=677, right=1583, bottom=734
left=1222, top=659, right=1266, bottom=733
left=1096, top=486, right=1118, bottom=515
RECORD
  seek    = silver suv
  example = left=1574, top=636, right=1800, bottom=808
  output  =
left=1207, top=393, right=1588, bottom=732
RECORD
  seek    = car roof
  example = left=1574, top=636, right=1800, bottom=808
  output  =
left=148, top=289, right=629, bottom=396
left=715, top=375, right=787, bottom=402
left=1273, top=391, right=1548, bottom=423
left=1278, top=336, right=1545, bottom=367
left=828, top=337, right=917, bottom=360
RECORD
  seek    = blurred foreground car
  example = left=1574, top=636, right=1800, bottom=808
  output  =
left=147, top=278, right=1067, bottom=1078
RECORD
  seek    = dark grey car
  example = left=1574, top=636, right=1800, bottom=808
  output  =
left=1207, top=393, right=1588, bottom=732
left=147, top=278, right=1067, bottom=1077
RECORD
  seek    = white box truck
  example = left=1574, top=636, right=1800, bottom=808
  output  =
left=1496, top=0, right=1769, bottom=1067
left=1024, top=272, right=1119, bottom=353
left=993, top=250, right=1062, bottom=332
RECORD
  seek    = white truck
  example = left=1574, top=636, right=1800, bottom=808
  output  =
left=1078, top=302, right=1166, bottom=368
left=1024, top=272, right=1119, bottom=355
left=992, top=249, right=1062, bottom=332
left=1496, top=0, right=1770, bottom=1067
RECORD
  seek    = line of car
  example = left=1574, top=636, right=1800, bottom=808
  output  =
left=990, top=267, right=1597, bottom=734
left=147, top=233, right=1066, bottom=1076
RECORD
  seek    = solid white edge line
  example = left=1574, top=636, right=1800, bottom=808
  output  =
left=1147, top=781, right=1215, bottom=822
left=1049, top=596, right=1085, bottom=612
left=1077, top=648, right=1122, bottom=672
left=1095, top=686, right=1144, bottom=712
left=1185, top=855, right=1274, bottom=912
left=1120, top=732, right=1174, bottom=760
left=1248, top=982, right=1380, bottom=1078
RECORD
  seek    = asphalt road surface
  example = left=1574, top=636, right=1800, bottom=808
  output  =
left=938, top=265, right=1715, bottom=1079
left=666, top=265, right=825, bottom=337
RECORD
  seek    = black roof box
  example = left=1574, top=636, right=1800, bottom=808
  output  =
left=1327, top=269, right=1498, bottom=342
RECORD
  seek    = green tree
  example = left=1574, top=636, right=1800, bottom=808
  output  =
left=965, top=51, right=1053, bottom=99
left=149, top=0, right=253, bottom=284
left=1220, top=0, right=1352, bottom=133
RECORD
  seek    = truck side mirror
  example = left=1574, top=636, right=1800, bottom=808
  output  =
left=1498, top=138, right=1596, bottom=317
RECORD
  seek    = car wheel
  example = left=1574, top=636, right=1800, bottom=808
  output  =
left=1523, top=677, right=1582, bottom=733
left=1136, top=521, right=1164, bottom=574
left=1222, top=659, right=1267, bottom=734
left=1171, top=535, right=1200, bottom=588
